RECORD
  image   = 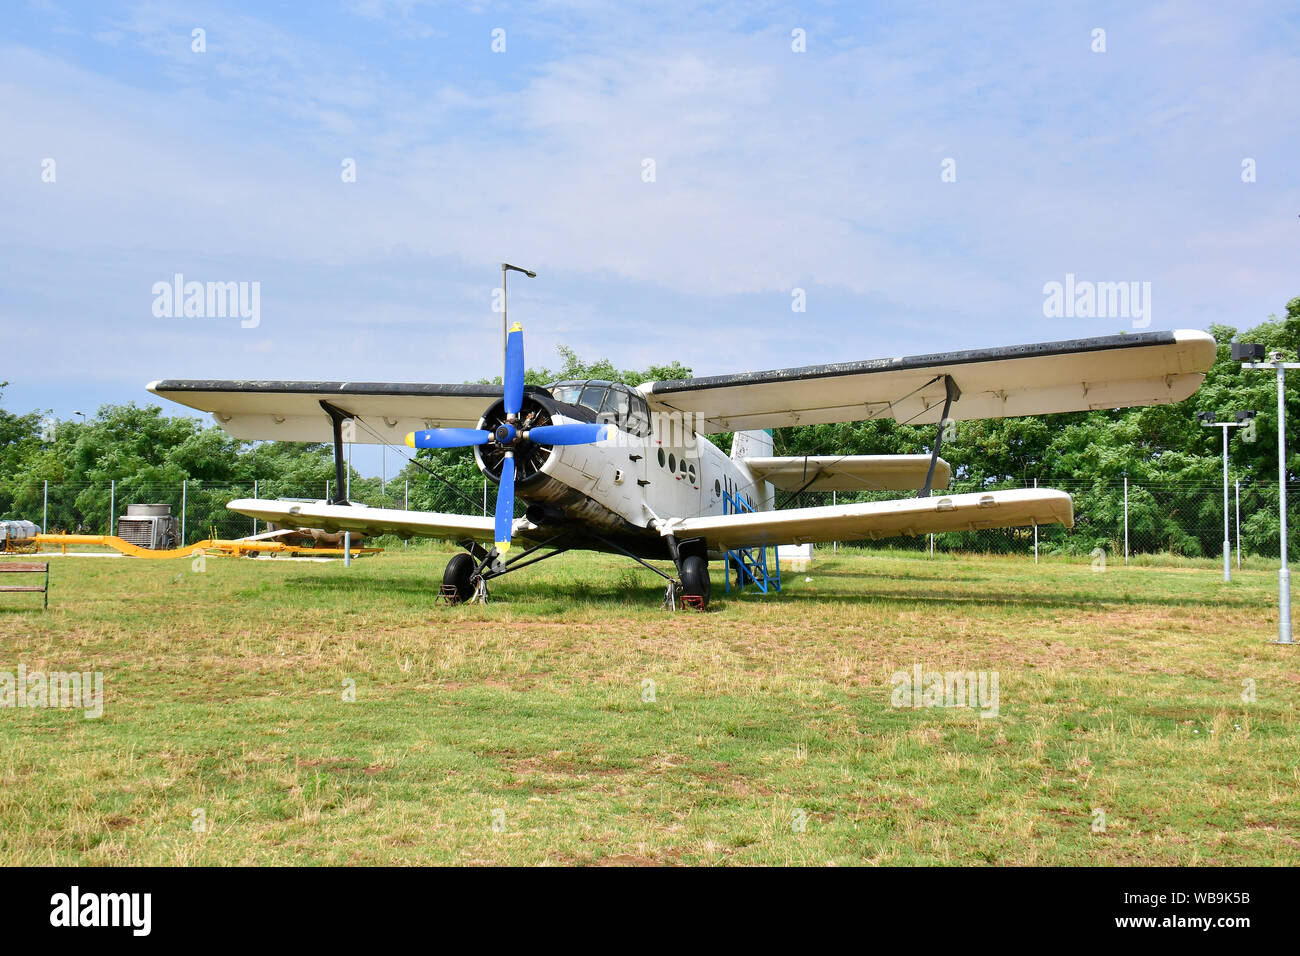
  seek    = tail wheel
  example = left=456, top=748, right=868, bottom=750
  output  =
left=680, top=555, right=711, bottom=608
left=442, top=552, right=477, bottom=604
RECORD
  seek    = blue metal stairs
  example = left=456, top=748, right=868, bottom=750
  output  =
left=722, top=489, right=781, bottom=595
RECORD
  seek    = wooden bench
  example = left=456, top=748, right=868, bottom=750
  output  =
left=0, top=562, right=49, bottom=609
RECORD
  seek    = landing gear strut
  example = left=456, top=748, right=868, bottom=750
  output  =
left=440, top=534, right=571, bottom=605
left=439, top=534, right=711, bottom=611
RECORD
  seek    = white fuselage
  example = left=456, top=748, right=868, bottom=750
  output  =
left=502, top=413, right=771, bottom=557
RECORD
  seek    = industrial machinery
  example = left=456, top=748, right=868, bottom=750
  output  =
left=116, top=504, right=178, bottom=550
left=0, top=520, right=41, bottom=553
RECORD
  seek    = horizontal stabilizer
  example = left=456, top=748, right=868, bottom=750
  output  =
left=743, top=454, right=950, bottom=492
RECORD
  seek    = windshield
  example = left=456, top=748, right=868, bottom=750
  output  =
left=547, top=380, right=651, bottom=436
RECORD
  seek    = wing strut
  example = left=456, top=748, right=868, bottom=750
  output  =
left=319, top=400, right=353, bottom=505
left=918, top=375, right=961, bottom=498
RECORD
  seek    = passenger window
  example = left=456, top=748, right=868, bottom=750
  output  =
left=657, top=448, right=666, bottom=467
left=668, top=453, right=676, bottom=472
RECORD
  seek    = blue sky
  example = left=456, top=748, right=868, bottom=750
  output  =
left=2, top=0, right=1298, bottom=477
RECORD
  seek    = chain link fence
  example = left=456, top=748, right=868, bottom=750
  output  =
left=6, top=476, right=1297, bottom=562
left=781, top=477, right=1298, bottom=562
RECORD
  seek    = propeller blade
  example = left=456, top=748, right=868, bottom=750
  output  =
left=525, top=423, right=610, bottom=445
left=494, top=453, right=516, bottom=554
left=504, top=322, right=525, bottom=418
left=406, top=428, right=493, bottom=449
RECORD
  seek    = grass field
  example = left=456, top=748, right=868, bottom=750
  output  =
left=2, top=545, right=1297, bottom=866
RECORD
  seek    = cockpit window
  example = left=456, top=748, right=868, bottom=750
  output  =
left=548, top=382, right=583, bottom=406
left=578, top=381, right=613, bottom=413
left=600, top=386, right=631, bottom=420
left=546, top=380, right=652, bottom=437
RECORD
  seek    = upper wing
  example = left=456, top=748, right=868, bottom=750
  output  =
left=147, top=380, right=503, bottom=443
left=641, top=330, right=1216, bottom=434
left=663, top=488, right=1072, bottom=550
left=742, top=454, right=950, bottom=491
left=225, top=498, right=533, bottom=545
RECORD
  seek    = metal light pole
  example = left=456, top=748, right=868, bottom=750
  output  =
left=1221, top=424, right=1230, bottom=582
left=1276, top=358, right=1289, bottom=643
left=501, top=263, right=537, bottom=364
left=1238, top=343, right=1297, bottom=644
left=1198, top=412, right=1251, bottom=582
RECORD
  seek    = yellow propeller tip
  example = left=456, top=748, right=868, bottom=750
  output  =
left=404, top=432, right=416, bottom=448
left=509, top=322, right=522, bottom=333
left=495, top=540, right=511, bottom=555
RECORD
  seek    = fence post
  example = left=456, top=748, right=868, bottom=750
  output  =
left=1235, top=478, right=1241, bottom=569
left=1123, top=476, right=1129, bottom=565
left=404, top=480, right=409, bottom=550
left=832, top=490, right=837, bottom=554
left=42, top=479, right=48, bottom=533
left=253, top=479, right=258, bottom=535
left=483, top=479, right=487, bottom=516
left=110, top=479, right=115, bottom=537
left=325, top=479, right=330, bottom=501
left=182, top=480, right=187, bottom=545
left=1033, top=478, right=1039, bottom=564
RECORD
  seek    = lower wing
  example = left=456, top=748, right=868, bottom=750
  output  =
left=663, top=488, right=1072, bottom=551
left=226, top=498, right=533, bottom=545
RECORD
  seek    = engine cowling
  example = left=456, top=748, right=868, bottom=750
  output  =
left=473, top=394, right=553, bottom=485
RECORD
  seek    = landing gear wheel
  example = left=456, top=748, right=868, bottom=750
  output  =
left=680, top=555, right=711, bottom=609
left=442, top=553, right=477, bottom=605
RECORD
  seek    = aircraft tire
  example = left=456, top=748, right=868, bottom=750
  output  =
left=443, top=552, right=477, bottom=604
left=680, top=555, right=711, bottom=608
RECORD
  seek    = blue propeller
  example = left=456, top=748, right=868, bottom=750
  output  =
left=404, top=428, right=491, bottom=449
left=495, top=453, right=516, bottom=550
left=523, top=423, right=609, bottom=445
left=403, top=320, right=612, bottom=555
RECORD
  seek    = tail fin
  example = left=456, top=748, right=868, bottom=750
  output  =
left=730, top=430, right=776, bottom=511
left=730, top=429, right=774, bottom=461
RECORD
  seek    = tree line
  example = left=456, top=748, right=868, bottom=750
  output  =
left=3, top=301, right=1298, bottom=556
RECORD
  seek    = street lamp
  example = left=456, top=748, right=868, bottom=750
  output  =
left=500, top=263, right=537, bottom=369
left=1235, top=341, right=1297, bottom=645
left=73, top=411, right=86, bottom=423
left=1198, top=410, right=1255, bottom=582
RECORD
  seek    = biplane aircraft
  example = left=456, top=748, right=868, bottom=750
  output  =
left=149, top=317, right=1215, bottom=607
